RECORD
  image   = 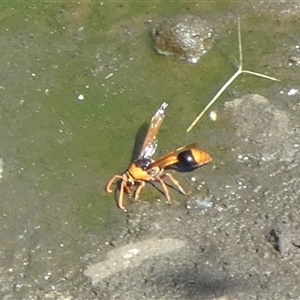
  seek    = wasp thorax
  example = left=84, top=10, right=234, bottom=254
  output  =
left=135, top=158, right=152, bottom=170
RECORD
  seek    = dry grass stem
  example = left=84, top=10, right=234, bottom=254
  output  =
left=186, top=18, right=280, bottom=133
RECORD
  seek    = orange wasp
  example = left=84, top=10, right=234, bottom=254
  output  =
left=106, top=102, right=212, bottom=210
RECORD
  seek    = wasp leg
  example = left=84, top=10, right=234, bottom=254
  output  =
left=123, top=183, right=131, bottom=194
left=134, top=181, right=146, bottom=201
left=118, top=180, right=127, bottom=211
left=106, top=175, right=124, bottom=193
left=165, top=173, right=188, bottom=195
left=156, top=177, right=172, bottom=203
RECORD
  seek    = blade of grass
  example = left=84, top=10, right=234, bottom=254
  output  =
left=186, top=18, right=279, bottom=133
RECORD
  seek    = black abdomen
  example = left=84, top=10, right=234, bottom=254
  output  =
left=177, top=150, right=197, bottom=167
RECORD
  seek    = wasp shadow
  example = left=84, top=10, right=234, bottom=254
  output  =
left=130, top=122, right=149, bottom=161
left=167, top=163, right=200, bottom=173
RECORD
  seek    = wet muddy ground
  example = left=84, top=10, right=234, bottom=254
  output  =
left=1, top=1, right=300, bottom=300
left=83, top=92, right=300, bottom=300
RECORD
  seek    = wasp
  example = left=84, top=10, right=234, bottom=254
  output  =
left=106, top=102, right=212, bottom=210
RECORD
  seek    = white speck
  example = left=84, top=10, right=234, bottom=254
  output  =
left=32, top=73, right=36, bottom=77
left=237, top=154, right=249, bottom=162
left=209, top=111, right=217, bottom=121
left=44, top=272, right=52, bottom=280
left=77, top=94, right=84, bottom=101
left=287, top=88, right=299, bottom=96
left=190, top=177, right=196, bottom=182
left=195, top=199, right=213, bottom=210
left=0, top=159, right=3, bottom=179
left=105, top=73, right=114, bottom=79
left=122, top=248, right=139, bottom=259
left=188, top=57, right=199, bottom=64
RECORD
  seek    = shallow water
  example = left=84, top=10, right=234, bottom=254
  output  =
left=0, top=1, right=299, bottom=298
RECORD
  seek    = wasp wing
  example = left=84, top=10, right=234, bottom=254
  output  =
left=138, top=102, right=168, bottom=159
